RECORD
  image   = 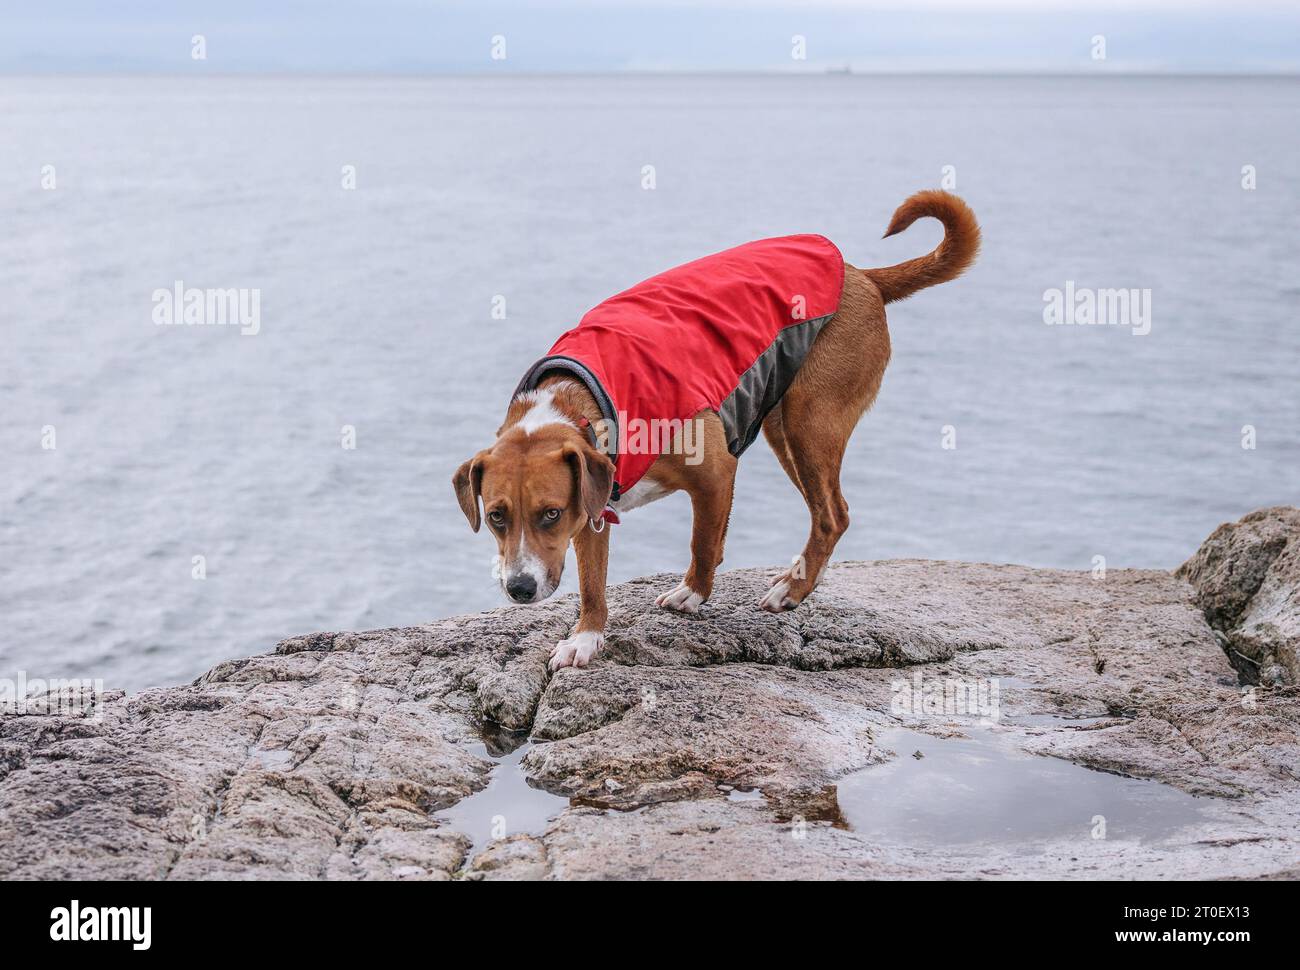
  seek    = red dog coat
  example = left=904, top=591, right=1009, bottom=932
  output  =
left=515, top=234, right=846, bottom=498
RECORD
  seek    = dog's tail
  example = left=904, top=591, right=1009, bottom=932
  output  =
left=863, top=190, right=980, bottom=304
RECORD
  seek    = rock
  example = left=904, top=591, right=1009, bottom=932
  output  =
left=462, top=833, right=549, bottom=881
left=1177, top=506, right=1300, bottom=684
left=2, top=509, right=1299, bottom=880
left=0, top=616, right=569, bottom=880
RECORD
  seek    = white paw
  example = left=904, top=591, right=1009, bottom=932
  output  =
left=549, top=630, right=604, bottom=671
left=655, top=581, right=705, bottom=614
left=758, top=579, right=796, bottom=613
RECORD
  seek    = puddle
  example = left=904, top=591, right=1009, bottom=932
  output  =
left=249, top=747, right=293, bottom=770
left=435, top=721, right=1216, bottom=858
left=834, top=728, right=1215, bottom=848
left=990, top=677, right=1038, bottom=691
left=435, top=727, right=569, bottom=858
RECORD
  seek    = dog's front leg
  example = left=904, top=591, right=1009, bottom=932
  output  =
left=656, top=458, right=736, bottom=614
left=549, top=523, right=609, bottom=671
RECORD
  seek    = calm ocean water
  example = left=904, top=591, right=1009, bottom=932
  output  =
left=2, top=75, right=1297, bottom=692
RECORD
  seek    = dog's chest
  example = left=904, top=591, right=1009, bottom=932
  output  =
left=611, top=477, right=673, bottom=513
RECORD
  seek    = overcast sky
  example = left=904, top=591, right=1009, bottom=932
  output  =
left=4, top=1, right=1300, bottom=74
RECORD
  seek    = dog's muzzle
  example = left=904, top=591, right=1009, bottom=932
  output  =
left=505, top=573, right=537, bottom=603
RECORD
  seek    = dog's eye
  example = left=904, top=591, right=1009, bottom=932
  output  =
left=543, top=508, right=561, bottom=522
left=487, top=509, right=506, bottom=527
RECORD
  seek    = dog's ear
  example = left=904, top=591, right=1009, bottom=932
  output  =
left=452, top=450, right=490, bottom=532
left=563, top=442, right=615, bottom=523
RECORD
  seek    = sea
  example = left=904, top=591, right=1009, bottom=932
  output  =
left=2, top=74, right=1296, bottom=691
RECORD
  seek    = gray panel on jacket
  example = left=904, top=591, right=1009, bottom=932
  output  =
left=718, top=311, right=834, bottom=457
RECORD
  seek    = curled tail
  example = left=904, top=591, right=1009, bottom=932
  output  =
left=864, top=190, right=980, bottom=304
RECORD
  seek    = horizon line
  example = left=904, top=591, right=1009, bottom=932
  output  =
left=3, top=68, right=1299, bottom=79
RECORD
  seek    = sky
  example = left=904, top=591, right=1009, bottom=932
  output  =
left=3, top=1, right=1300, bottom=74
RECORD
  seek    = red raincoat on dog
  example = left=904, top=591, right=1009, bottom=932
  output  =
left=516, top=234, right=846, bottom=499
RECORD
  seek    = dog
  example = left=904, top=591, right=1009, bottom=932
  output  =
left=454, top=190, right=979, bottom=671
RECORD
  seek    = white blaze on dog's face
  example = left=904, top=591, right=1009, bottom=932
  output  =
left=453, top=421, right=614, bottom=605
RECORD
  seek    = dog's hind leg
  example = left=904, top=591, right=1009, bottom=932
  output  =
left=758, top=410, right=851, bottom=612
left=761, top=406, right=823, bottom=586
left=759, top=269, right=889, bottom=612
left=760, top=405, right=805, bottom=499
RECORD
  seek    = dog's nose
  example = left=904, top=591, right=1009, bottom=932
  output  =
left=505, top=574, right=537, bottom=603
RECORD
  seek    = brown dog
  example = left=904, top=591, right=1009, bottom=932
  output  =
left=454, top=190, right=979, bottom=671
